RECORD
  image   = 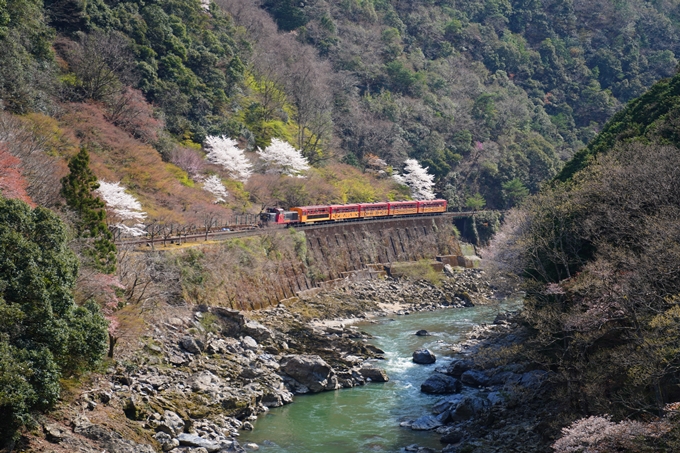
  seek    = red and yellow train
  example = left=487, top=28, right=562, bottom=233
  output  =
left=261, top=199, right=447, bottom=225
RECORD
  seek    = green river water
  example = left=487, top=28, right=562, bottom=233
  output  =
left=240, top=299, right=522, bottom=453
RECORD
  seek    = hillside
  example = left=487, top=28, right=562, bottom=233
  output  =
left=485, top=63, right=680, bottom=450
left=227, top=0, right=680, bottom=208
left=2, top=0, right=680, bottom=220
left=557, top=70, right=680, bottom=181
left=3, top=0, right=680, bottom=449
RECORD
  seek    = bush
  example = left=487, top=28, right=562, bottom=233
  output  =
left=389, top=259, right=442, bottom=285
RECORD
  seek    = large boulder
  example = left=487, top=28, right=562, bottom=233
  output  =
left=440, top=429, right=464, bottom=444
left=179, top=336, right=203, bottom=354
left=177, top=433, right=221, bottom=452
left=439, top=359, right=473, bottom=377
left=359, top=365, right=389, bottom=382
left=280, top=355, right=340, bottom=393
left=421, top=374, right=462, bottom=394
left=449, top=395, right=490, bottom=421
left=518, top=370, right=548, bottom=390
left=460, top=369, right=490, bottom=388
left=74, top=421, right=156, bottom=453
left=261, top=382, right=294, bottom=407
left=410, top=415, right=443, bottom=431
left=191, top=371, right=223, bottom=394
left=157, top=410, right=184, bottom=437
left=412, top=349, right=436, bottom=364
left=241, top=336, right=259, bottom=351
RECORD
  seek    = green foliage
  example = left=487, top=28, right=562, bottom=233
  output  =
left=389, top=259, right=442, bottom=286
left=50, top=0, right=246, bottom=141
left=558, top=71, right=680, bottom=182
left=0, top=197, right=107, bottom=443
left=0, top=0, right=55, bottom=113
left=262, top=0, right=308, bottom=31
left=501, top=178, right=529, bottom=207
left=61, top=147, right=116, bottom=273
left=287, top=0, right=680, bottom=209
left=465, top=192, right=486, bottom=210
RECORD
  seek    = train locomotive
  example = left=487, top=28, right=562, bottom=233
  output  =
left=261, top=199, right=447, bottom=225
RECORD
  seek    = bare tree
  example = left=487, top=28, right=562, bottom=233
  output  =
left=61, top=30, right=138, bottom=101
left=0, top=111, right=65, bottom=207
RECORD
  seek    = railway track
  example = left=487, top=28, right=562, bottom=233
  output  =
left=116, top=211, right=487, bottom=249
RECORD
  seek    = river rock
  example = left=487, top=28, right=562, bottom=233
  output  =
left=157, top=410, right=185, bottom=437
left=191, top=370, right=223, bottom=394
left=415, top=330, right=431, bottom=336
left=486, top=391, right=506, bottom=406
left=177, top=433, right=220, bottom=452
left=412, top=349, right=436, bottom=364
left=519, top=370, right=548, bottom=390
left=421, top=374, right=462, bottom=394
left=243, top=321, right=274, bottom=341
left=440, top=428, right=464, bottom=444
left=44, top=424, right=65, bottom=443
left=261, top=382, right=294, bottom=407
left=449, top=395, right=490, bottom=421
left=432, top=394, right=465, bottom=414
left=410, top=414, right=443, bottom=431
left=280, top=355, right=340, bottom=393
left=241, top=336, right=259, bottom=351
left=179, top=336, right=203, bottom=354
left=153, top=432, right=179, bottom=451
left=439, top=359, right=473, bottom=377
left=359, top=365, right=389, bottom=382
left=74, top=422, right=156, bottom=453
left=460, top=369, right=490, bottom=387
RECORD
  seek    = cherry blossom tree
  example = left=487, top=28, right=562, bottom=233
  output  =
left=393, top=158, right=436, bottom=200
left=202, top=174, right=229, bottom=203
left=95, top=181, right=147, bottom=236
left=204, top=135, right=253, bottom=183
left=552, top=415, right=671, bottom=453
left=257, top=138, right=310, bottom=177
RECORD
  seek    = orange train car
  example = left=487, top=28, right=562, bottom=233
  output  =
left=290, top=205, right=331, bottom=223
left=388, top=201, right=419, bottom=216
left=262, top=199, right=447, bottom=225
left=418, top=199, right=447, bottom=214
left=359, top=202, right=389, bottom=218
left=330, top=204, right=361, bottom=221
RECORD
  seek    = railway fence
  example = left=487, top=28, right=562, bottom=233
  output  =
left=114, top=210, right=492, bottom=250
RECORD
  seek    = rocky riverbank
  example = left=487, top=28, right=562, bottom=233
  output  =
left=21, top=269, right=497, bottom=453
left=402, top=310, right=565, bottom=453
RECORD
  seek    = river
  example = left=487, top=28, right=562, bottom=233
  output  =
left=240, top=299, right=522, bottom=453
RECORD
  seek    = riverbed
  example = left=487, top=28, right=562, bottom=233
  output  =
left=240, top=299, right=522, bottom=453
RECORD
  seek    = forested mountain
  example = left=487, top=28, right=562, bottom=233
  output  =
left=243, top=0, right=680, bottom=207
left=3, top=0, right=680, bottom=215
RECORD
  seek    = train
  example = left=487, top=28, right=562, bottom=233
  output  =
left=261, top=199, right=448, bottom=225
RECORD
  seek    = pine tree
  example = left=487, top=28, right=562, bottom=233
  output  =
left=61, top=147, right=116, bottom=273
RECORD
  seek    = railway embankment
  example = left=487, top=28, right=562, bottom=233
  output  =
left=120, top=215, right=479, bottom=311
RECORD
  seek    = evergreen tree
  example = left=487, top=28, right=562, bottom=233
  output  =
left=0, top=197, right=107, bottom=444
left=61, top=147, right=116, bottom=273
left=502, top=178, right=530, bottom=208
